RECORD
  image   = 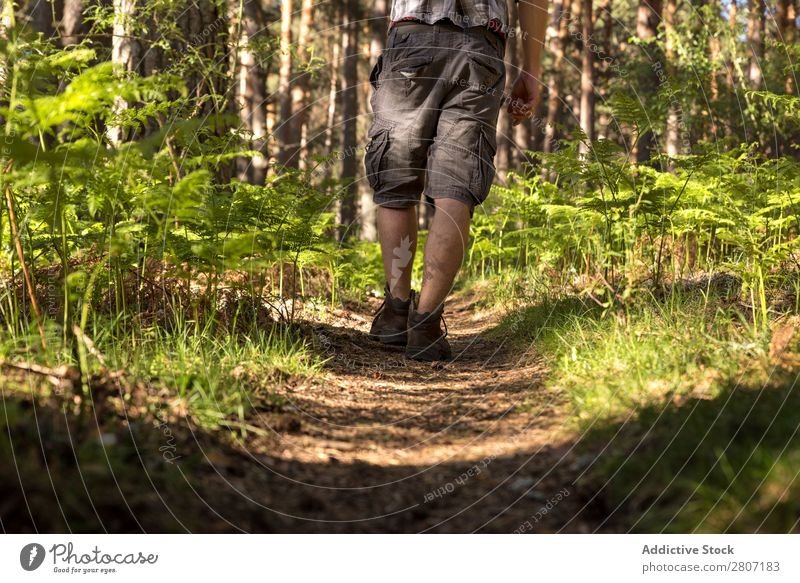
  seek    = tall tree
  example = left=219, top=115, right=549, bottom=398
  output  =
left=60, top=0, right=85, bottom=46
left=291, top=0, right=314, bottom=168
left=277, top=0, right=296, bottom=167
left=543, top=0, right=569, bottom=156
left=777, top=0, right=797, bottom=93
left=578, top=0, right=595, bottom=154
left=230, top=0, right=269, bottom=183
left=340, top=0, right=360, bottom=234
left=108, top=0, right=139, bottom=145
left=747, top=0, right=765, bottom=89
left=664, top=0, right=680, bottom=158
left=361, top=0, right=387, bottom=240
left=635, top=0, right=662, bottom=163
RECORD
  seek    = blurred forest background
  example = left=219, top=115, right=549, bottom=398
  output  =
left=1, top=0, right=800, bottom=533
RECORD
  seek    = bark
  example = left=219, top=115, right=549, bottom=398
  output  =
left=277, top=0, right=295, bottom=167
left=291, top=0, right=313, bottom=168
left=708, top=0, right=721, bottom=99
left=664, top=0, right=680, bottom=158
left=59, top=0, right=84, bottom=46
left=635, top=0, right=662, bottom=164
left=747, top=0, right=765, bottom=90
left=361, top=0, right=388, bottom=241
left=543, top=0, right=569, bottom=156
left=340, top=0, right=359, bottom=235
left=230, top=0, right=268, bottom=183
left=777, top=0, right=797, bottom=94
left=578, top=0, right=595, bottom=154
left=725, top=0, right=737, bottom=88
left=595, top=0, right=612, bottom=140
left=323, top=2, right=340, bottom=182
left=570, top=0, right=582, bottom=124
left=108, top=0, right=139, bottom=145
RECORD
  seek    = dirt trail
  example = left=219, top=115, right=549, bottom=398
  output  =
left=213, top=292, right=598, bottom=533
left=1, top=291, right=601, bottom=533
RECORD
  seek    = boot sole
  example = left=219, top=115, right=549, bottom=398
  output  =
left=369, top=333, right=408, bottom=346
left=406, top=345, right=452, bottom=362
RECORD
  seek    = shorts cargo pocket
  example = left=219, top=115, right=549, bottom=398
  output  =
left=472, top=129, right=497, bottom=203
left=365, top=123, right=391, bottom=192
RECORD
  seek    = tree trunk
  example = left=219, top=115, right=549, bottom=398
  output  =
left=59, top=0, right=84, bottom=46
left=543, top=0, right=568, bottom=157
left=777, top=0, right=796, bottom=94
left=635, top=0, right=662, bottom=164
left=570, top=0, right=582, bottom=124
left=277, top=0, right=295, bottom=168
left=708, top=0, right=721, bottom=100
left=578, top=0, right=595, bottom=155
left=361, top=0, right=387, bottom=241
left=664, top=0, right=680, bottom=158
left=323, top=2, right=341, bottom=182
left=340, top=0, right=359, bottom=236
left=595, top=0, right=612, bottom=140
left=230, top=0, right=268, bottom=183
left=108, top=0, right=139, bottom=145
left=496, top=0, right=517, bottom=178
left=747, top=0, right=765, bottom=90
left=725, top=0, right=737, bottom=88
left=291, top=0, right=313, bottom=169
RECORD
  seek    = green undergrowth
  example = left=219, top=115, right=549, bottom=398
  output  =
left=492, top=282, right=800, bottom=532
left=0, top=317, right=320, bottom=433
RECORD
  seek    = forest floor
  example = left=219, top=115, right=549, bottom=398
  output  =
left=1, top=287, right=604, bottom=533
left=6, top=280, right=798, bottom=533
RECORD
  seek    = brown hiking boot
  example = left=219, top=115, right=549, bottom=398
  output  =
left=406, top=293, right=452, bottom=362
left=369, top=285, right=411, bottom=345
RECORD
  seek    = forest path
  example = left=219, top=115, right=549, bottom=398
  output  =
left=226, top=290, right=598, bottom=532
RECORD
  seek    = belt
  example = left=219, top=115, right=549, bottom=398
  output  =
left=392, top=19, right=505, bottom=52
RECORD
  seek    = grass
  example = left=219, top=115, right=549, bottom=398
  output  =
left=0, top=312, right=320, bottom=434
left=493, top=282, right=800, bottom=532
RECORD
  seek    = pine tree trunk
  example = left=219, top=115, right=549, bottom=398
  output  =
left=323, top=2, right=341, bottom=182
left=109, top=0, right=139, bottom=145
left=664, top=0, right=680, bottom=158
left=291, top=0, right=313, bottom=169
left=361, top=0, right=387, bottom=241
left=578, top=0, right=595, bottom=154
left=777, top=0, right=796, bottom=94
left=707, top=0, right=721, bottom=100
left=340, top=0, right=359, bottom=235
left=595, top=0, right=612, bottom=140
left=635, top=0, right=662, bottom=164
left=747, top=0, right=765, bottom=90
left=277, top=0, right=295, bottom=168
left=543, top=0, right=568, bottom=156
left=59, top=0, right=84, bottom=46
left=230, top=0, right=268, bottom=183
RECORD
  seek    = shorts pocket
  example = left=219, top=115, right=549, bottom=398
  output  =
left=473, top=129, right=497, bottom=202
left=388, top=54, right=433, bottom=95
left=369, top=54, right=384, bottom=90
left=365, top=124, right=391, bottom=192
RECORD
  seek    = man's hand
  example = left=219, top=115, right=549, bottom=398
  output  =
left=508, top=71, right=539, bottom=127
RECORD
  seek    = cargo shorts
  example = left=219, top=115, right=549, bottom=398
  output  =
left=365, top=21, right=506, bottom=212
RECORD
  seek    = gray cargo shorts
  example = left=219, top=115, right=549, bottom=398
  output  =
left=365, top=21, right=506, bottom=212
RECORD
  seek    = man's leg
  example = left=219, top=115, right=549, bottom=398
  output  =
left=377, top=206, right=418, bottom=301
left=417, top=198, right=471, bottom=313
